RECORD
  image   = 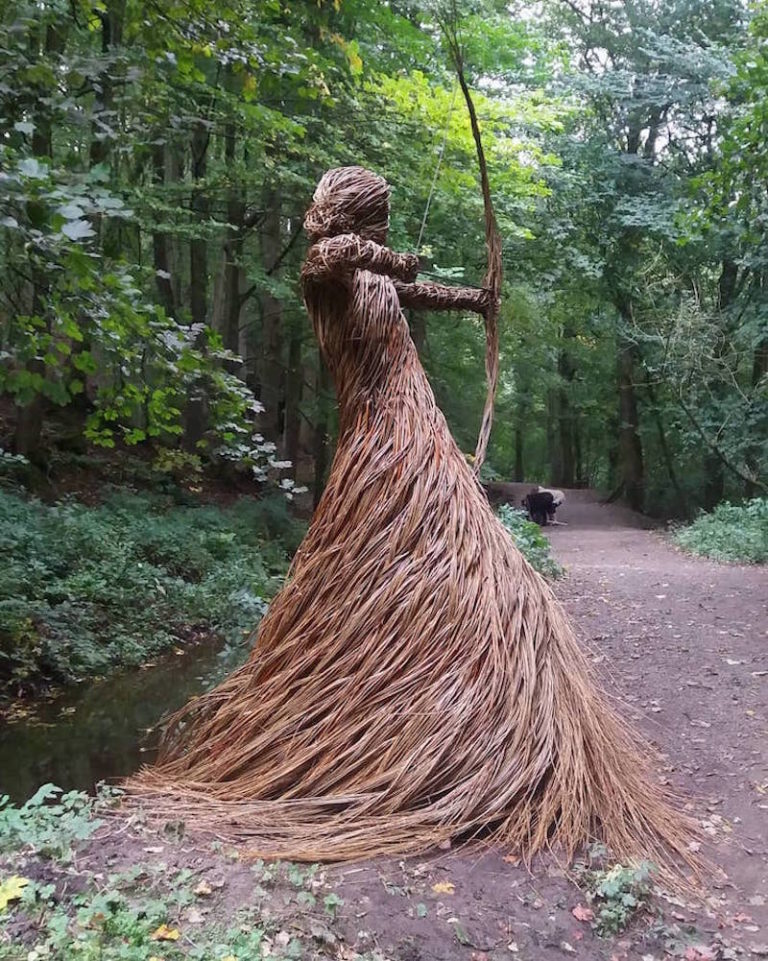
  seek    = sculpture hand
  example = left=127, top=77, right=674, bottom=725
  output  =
left=399, top=252, right=420, bottom=283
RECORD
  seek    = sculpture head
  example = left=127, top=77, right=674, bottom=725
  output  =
left=304, top=166, right=390, bottom=243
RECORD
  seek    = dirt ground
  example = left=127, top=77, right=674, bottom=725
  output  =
left=9, top=490, right=767, bottom=960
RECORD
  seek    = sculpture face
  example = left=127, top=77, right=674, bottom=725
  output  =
left=304, top=165, right=390, bottom=243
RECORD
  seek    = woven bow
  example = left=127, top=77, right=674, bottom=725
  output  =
left=440, top=12, right=502, bottom=475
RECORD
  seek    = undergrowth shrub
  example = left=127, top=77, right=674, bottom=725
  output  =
left=0, top=784, right=101, bottom=860
left=497, top=504, right=563, bottom=578
left=0, top=489, right=302, bottom=693
left=674, top=497, right=768, bottom=564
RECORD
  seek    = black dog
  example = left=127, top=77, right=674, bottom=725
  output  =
left=522, top=489, right=556, bottom=526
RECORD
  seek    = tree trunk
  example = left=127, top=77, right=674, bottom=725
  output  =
left=645, top=373, right=686, bottom=516
left=284, top=319, right=303, bottom=475
left=702, top=452, right=724, bottom=511
left=183, top=121, right=211, bottom=452
left=513, top=422, right=524, bottom=482
left=617, top=339, right=644, bottom=512
left=701, top=259, right=739, bottom=507
left=574, top=421, right=584, bottom=486
left=90, top=1, right=124, bottom=169
left=151, top=145, right=176, bottom=318
left=259, top=185, right=284, bottom=443
left=90, top=1, right=125, bottom=258
left=212, top=74, right=244, bottom=359
left=189, top=121, right=209, bottom=328
left=556, top=332, right=577, bottom=488
left=546, top=389, right=561, bottom=486
left=745, top=332, right=768, bottom=498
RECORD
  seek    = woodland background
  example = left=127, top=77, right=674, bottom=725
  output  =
left=1, top=0, right=767, bottom=517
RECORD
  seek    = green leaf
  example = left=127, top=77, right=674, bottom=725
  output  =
left=61, top=220, right=95, bottom=241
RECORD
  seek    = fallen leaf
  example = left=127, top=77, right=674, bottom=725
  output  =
left=151, top=925, right=180, bottom=942
left=194, top=880, right=213, bottom=897
left=684, top=947, right=717, bottom=961
left=503, top=854, right=520, bottom=865
left=730, top=913, right=752, bottom=924
left=560, top=941, right=575, bottom=953
left=507, top=943, right=519, bottom=953
left=185, top=907, right=205, bottom=924
left=572, top=903, right=594, bottom=922
left=432, top=881, right=455, bottom=895
left=221, top=957, right=237, bottom=961
left=0, top=876, right=29, bottom=911
left=750, top=946, right=768, bottom=957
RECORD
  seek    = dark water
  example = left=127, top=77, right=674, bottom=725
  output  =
left=0, top=639, right=245, bottom=803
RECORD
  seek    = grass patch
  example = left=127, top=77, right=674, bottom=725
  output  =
left=0, top=787, right=352, bottom=961
left=0, top=489, right=303, bottom=694
left=497, top=504, right=563, bottom=578
left=674, top=497, right=768, bottom=564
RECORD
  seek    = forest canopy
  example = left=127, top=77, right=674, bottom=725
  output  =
left=1, top=0, right=766, bottom=517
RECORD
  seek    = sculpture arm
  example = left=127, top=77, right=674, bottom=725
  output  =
left=303, top=234, right=419, bottom=282
left=393, top=279, right=491, bottom=316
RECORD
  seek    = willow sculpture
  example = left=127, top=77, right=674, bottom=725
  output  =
left=129, top=166, right=692, bottom=871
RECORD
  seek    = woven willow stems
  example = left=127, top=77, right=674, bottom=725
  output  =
left=127, top=167, right=696, bottom=881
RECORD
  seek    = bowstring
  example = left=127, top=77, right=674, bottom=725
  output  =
left=416, top=81, right=458, bottom=254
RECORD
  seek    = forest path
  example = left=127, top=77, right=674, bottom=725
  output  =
left=549, top=502, right=768, bottom=953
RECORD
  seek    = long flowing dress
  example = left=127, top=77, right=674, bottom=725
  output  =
left=130, top=216, right=690, bottom=870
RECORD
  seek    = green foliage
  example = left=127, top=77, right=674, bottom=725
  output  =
left=0, top=489, right=299, bottom=692
left=573, top=845, right=656, bottom=937
left=497, top=504, right=563, bottom=579
left=674, top=497, right=768, bottom=564
left=0, top=784, right=100, bottom=861
left=0, top=798, right=341, bottom=961
left=584, top=860, right=656, bottom=937
left=0, top=0, right=765, bottom=517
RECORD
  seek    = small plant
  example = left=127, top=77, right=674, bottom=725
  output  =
left=497, top=504, right=563, bottom=578
left=576, top=853, right=656, bottom=936
left=152, top=448, right=204, bottom=484
left=674, top=497, right=768, bottom=564
left=0, top=784, right=100, bottom=860
left=324, top=892, right=344, bottom=916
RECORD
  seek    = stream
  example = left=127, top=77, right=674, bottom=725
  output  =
left=0, top=638, right=246, bottom=804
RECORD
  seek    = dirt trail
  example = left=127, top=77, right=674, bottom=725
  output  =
left=552, top=491, right=768, bottom=906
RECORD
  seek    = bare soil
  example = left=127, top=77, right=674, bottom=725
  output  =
left=9, top=489, right=767, bottom=960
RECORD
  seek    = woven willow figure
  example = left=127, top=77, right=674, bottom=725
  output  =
left=130, top=166, right=692, bottom=870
